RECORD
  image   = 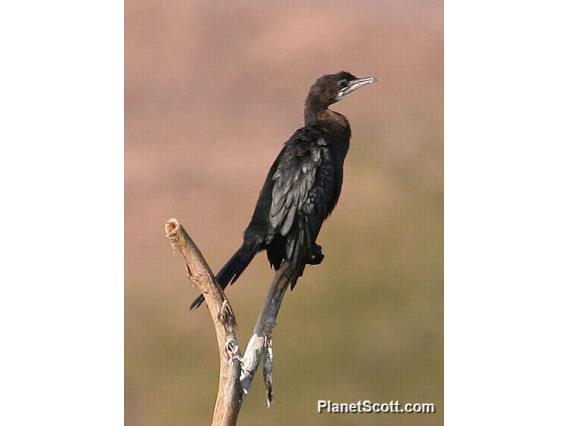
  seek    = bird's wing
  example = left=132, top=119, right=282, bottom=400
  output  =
left=269, top=128, right=335, bottom=276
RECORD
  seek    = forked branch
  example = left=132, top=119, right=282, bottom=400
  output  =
left=165, top=218, right=292, bottom=425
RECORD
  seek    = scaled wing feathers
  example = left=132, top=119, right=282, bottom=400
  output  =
left=269, top=135, right=326, bottom=236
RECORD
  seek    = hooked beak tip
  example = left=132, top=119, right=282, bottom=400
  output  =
left=336, top=76, right=378, bottom=101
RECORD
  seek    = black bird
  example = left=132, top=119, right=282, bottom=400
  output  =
left=191, top=72, right=376, bottom=309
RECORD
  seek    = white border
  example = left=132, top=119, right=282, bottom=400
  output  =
left=446, top=1, right=568, bottom=424
left=0, top=2, right=123, bottom=425
left=1, top=1, right=567, bottom=424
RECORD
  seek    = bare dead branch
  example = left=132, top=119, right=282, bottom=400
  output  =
left=240, top=265, right=292, bottom=402
left=166, top=218, right=294, bottom=423
left=262, top=337, right=274, bottom=407
left=165, top=218, right=241, bottom=426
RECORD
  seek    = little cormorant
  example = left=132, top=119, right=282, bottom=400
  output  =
left=191, top=71, right=376, bottom=309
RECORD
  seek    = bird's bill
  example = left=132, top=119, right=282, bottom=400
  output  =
left=336, top=76, right=377, bottom=100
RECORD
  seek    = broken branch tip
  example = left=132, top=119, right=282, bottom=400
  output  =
left=165, top=218, right=180, bottom=236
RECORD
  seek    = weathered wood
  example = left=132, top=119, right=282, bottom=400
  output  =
left=165, top=219, right=241, bottom=426
left=166, top=218, right=293, bottom=424
left=240, top=265, right=292, bottom=404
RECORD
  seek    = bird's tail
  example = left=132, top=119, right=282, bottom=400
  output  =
left=190, top=241, right=261, bottom=310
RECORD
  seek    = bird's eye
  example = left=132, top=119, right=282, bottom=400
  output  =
left=338, top=80, right=348, bottom=89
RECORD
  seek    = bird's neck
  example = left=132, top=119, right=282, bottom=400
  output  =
left=304, top=96, right=325, bottom=126
left=304, top=103, right=350, bottom=131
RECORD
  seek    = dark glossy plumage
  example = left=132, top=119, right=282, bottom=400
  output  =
left=191, top=71, right=375, bottom=309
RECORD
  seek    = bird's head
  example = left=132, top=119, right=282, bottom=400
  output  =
left=306, top=71, right=377, bottom=109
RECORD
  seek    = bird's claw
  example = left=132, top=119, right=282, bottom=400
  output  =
left=306, top=244, right=324, bottom=265
left=224, top=338, right=241, bottom=362
left=218, top=299, right=237, bottom=328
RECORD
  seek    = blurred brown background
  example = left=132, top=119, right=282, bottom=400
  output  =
left=126, top=0, right=443, bottom=424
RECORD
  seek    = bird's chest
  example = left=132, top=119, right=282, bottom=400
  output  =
left=326, top=133, right=350, bottom=164
left=320, top=115, right=351, bottom=160
left=322, top=129, right=351, bottom=210
left=309, top=137, right=348, bottom=216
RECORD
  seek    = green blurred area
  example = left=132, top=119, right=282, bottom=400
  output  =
left=126, top=1, right=443, bottom=424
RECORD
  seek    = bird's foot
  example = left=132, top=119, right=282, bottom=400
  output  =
left=306, top=244, right=324, bottom=265
left=224, top=337, right=242, bottom=363
left=218, top=299, right=237, bottom=328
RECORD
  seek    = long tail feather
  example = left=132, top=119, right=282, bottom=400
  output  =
left=190, top=242, right=260, bottom=310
